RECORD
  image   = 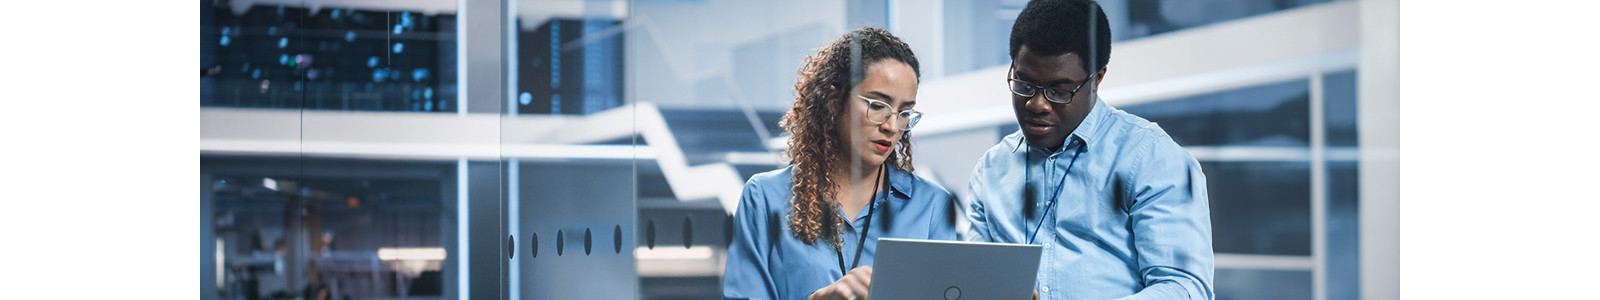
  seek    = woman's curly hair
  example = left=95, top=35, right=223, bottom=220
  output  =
left=780, top=27, right=920, bottom=248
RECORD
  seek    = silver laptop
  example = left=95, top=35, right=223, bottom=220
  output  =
left=869, top=238, right=1043, bottom=300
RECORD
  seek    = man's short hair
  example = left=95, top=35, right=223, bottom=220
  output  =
left=1009, top=0, right=1113, bottom=74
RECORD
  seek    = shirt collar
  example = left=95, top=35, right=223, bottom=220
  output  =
left=1013, top=97, right=1108, bottom=154
left=885, top=163, right=914, bottom=199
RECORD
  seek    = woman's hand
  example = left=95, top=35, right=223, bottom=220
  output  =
left=809, top=266, right=873, bottom=300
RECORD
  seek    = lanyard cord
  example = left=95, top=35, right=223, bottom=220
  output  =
left=837, top=163, right=885, bottom=277
left=1026, top=144, right=1086, bottom=245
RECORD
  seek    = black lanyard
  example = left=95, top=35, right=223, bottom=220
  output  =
left=836, top=163, right=885, bottom=277
left=1026, top=143, right=1085, bottom=245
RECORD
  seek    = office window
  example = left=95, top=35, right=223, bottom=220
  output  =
left=1215, top=269, right=1312, bottom=300
left=1121, top=0, right=1343, bottom=41
left=1323, top=69, right=1360, bottom=300
left=1119, top=69, right=1361, bottom=299
left=514, top=18, right=624, bottom=115
left=203, top=157, right=461, bottom=299
left=937, top=0, right=1349, bottom=76
left=202, top=4, right=457, bottom=112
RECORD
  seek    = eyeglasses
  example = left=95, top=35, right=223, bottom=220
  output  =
left=1008, top=66, right=1093, bottom=104
left=854, top=94, right=922, bottom=131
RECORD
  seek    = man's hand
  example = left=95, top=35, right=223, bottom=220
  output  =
left=809, top=266, right=873, bottom=300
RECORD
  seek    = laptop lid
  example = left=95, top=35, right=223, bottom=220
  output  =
left=868, top=238, right=1043, bottom=300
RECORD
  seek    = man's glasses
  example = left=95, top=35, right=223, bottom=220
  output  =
left=855, top=94, right=922, bottom=131
left=1008, top=66, right=1093, bottom=104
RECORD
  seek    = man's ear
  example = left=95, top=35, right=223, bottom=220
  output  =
left=1093, top=66, right=1108, bottom=87
left=1087, top=67, right=1109, bottom=101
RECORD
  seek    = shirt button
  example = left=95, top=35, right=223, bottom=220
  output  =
left=1042, top=286, right=1050, bottom=293
left=1044, top=243, right=1052, bottom=249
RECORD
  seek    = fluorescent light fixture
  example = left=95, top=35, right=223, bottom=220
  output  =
left=216, top=239, right=225, bottom=289
left=635, top=246, right=724, bottom=277
left=262, top=178, right=278, bottom=191
left=378, top=247, right=448, bottom=261
left=635, top=246, right=714, bottom=260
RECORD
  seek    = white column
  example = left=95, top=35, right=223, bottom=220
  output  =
left=1357, top=0, right=1401, bottom=299
left=888, top=0, right=944, bottom=79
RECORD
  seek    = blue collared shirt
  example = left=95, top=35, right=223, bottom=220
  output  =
left=965, top=99, right=1215, bottom=300
left=723, top=164, right=959, bottom=300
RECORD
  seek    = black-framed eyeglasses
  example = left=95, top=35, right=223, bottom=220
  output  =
left=854, top=94, right=922, bottom=131
left=1008, top=66, right=1094, bottom=104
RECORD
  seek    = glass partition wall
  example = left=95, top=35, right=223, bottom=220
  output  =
left=202, top=1, right=492, bottom=299
left=203, top=1, right=1386, bottom=299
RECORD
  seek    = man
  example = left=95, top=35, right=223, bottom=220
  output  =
left=963, top=0, right=1214, bottom=299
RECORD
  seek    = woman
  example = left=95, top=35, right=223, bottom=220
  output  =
left=722, top=27, right=958, bottom=300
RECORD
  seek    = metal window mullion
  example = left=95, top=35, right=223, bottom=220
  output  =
left=1309, top=71, right=1327, bottom=300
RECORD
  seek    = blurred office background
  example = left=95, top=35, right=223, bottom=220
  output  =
left=199, top=0, right=1399, bottom=299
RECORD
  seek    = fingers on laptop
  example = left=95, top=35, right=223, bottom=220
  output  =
left=811, top=266, right=874, bottom=300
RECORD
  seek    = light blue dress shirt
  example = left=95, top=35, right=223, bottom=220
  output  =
left=965, top=99, right=1215, bottom=300
left=724, top=164, right=959, bottom=300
